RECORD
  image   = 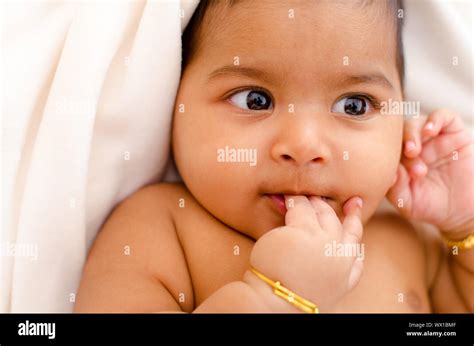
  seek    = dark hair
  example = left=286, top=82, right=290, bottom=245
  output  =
left=182, top=0, right=405, bottom=87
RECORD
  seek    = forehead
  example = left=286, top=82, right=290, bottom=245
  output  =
left=194, top=0, right=401, bottom=90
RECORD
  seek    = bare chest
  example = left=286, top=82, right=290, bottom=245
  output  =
left=175, top=209, right=431, bottom=313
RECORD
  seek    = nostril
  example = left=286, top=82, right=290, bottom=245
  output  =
left=282, top=154, right=292, bottom=161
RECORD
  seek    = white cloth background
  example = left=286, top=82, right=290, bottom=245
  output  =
left=1, top=0, right=472, bottom=312
left=2, top=0, right=199, bottom=312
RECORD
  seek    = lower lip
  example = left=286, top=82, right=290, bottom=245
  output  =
left=267, top=194, right=287, bottom=216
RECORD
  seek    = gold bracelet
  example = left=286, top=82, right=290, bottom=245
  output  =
left=250, top=267, right=319, bottom=313
left=443, top=234, right=474, bottom=250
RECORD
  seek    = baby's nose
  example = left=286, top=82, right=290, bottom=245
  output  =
left=270, top=114, right=330, bottom=166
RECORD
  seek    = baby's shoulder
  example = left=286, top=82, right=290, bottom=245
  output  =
left=102, top=182, right=189, bottom=235
left=75, top=182, right=196, bottom=312
left=123, top=181, right=191, bottom=206
left=364, top=210, right=441, bottom=287
left=117, top=182, right=200, bottom=220
left=364, top=211, right=422, bottom=247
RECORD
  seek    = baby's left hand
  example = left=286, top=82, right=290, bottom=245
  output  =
left=387, top=109, right=474, bottom=236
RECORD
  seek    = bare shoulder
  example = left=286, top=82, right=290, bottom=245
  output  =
left=364, top=211, right=424, bottom=248
left=74, top=182, right=195, bottom=312
left=364, top=211, right=441, bottom=288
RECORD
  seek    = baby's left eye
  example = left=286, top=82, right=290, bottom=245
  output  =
left=228, top=89, right=273, bottom=111
left=331, top=95, right=373, bottom=117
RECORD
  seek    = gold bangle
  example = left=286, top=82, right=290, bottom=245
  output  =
left=443, top=234, right=474, bottom=250
left=250, top=267, right=319, bottom=313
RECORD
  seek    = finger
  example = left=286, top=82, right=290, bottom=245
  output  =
left=308, top=196, right=341, bottom=234
left=403, top=116, right=426, bottom=158
left=347, top=257, right=364, bottom=291
left=422, top=109, right=465, bottom=142
left=386, top=164, right=412, bottom=216
left=401, top=155, right=428, bottom=179
left=284, top=195, right=320, bottom=230
left=420, top=128, right=472, bottom=166
left=342, top=196, right=363, bottom=245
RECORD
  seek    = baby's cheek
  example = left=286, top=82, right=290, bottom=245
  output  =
left=351, top=143, right=400, bottom=219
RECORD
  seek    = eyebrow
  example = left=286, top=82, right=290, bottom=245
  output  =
left=207, top=65, right=275, bottom=84
left=207, top=65, right=394, bottom=90
left=342, top=73, right=394, bottom=90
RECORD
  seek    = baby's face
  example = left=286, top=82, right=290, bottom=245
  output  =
left=173, top=1, right=403, bottom=239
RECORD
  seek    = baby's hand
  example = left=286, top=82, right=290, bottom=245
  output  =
left=387, top=109, right=474, bottom=235
left=248, top=195, right=364, bottom=312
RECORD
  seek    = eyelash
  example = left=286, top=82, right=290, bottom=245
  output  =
left=341, top=93, right=382, bottom=110
left=224, top=87, right=382, bottom=117
left=224, top=86, right=274, bottom=103
left=333, top=93, right=382, bottom=120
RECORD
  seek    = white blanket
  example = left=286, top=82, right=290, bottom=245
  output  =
left=2, top=0, right=198, bottom=312
left=1, top=0, right=472, bottom=312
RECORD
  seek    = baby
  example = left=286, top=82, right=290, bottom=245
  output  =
left=74, top=0, right=473, bottom=313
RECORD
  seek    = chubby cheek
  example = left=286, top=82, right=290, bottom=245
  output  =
left=343, top=122, right=402, bottom=223
left=173, top=113, right=262, bottom=230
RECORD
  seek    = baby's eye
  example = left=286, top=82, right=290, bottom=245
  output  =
left=228, top=89, right=273, bottom=111
left=331, top=95, right=373, bottom=117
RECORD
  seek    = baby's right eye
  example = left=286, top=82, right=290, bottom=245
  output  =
left=228, top=89, right=273, bottom=111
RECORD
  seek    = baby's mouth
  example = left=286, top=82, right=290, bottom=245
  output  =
left=265, top=193, right=332, bottom=216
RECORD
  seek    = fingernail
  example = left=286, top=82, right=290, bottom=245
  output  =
left=405, top=140, right=416, bottom=152
left=425, top=122, right=434, bottom=131
left=356, top=197, right=363, bottom=209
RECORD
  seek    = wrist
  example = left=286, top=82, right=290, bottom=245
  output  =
left=439, top=219, right=474, bottom=254
left=242, top=270, right=302, bottom=313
